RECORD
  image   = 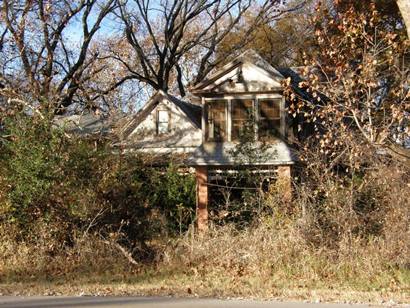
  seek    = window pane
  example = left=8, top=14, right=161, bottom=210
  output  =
left=259, top=99, right=281, bottom=140
left=232, top=99, right=254, bottom=141
left=157, top=110, right=169, bottom=134
left=259, top=119, right=281, bottom=139
left=158, top=110, right=169, bottom=122
left=205, top=100, right=226, bottom=141
left=158, top=121, right=168, bottom=134
left=259, top=99, right=280, bottom=119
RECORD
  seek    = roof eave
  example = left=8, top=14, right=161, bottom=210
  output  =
left=191, top=50, right=285, bottom=94
left=191, top=87, right=284, bottom=97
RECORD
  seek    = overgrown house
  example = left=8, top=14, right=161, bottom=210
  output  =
left=117, top=50, right=301, bottom=231
left=57, top=50, right=303, bottom=230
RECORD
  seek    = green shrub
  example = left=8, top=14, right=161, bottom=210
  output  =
left=1, top=113, right=64, bottom=227
left=0, top=111, right=196, bottom=257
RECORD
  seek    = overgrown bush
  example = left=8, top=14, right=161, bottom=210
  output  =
left=292, top=140, right=410, bottom=255
left=162, top=145, right=409, bottom=297
left=0, top=111, right=196, bottom=259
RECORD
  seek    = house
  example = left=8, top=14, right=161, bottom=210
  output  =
left=121, top=50, right=299, bottom=231
left=54, top=112, right=125, bottom=140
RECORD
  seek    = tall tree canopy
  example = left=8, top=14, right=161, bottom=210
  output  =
left=115, top=0, right=298, bottom=97
left=0, top=0, right=306, bottom=113
left=215, top=0, right=315, bottom=68
left=0, top=0, right=119, bottom=114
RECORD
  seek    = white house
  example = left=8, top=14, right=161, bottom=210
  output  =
left=121, top=50, right=298, bottom=231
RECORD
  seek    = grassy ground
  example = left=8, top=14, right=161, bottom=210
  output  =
left=1, top=224, right=409, bottom=305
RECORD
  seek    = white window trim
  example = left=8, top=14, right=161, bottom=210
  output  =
left=157, top=109, right=170, bottom=135
left=202, top=94, right=285, bottom=142
left=203, top=99, right=229, bottom=142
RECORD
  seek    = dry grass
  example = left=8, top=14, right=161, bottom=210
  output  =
left=163, top=221, right=409, bottom=297
left=0, top=219, right=409, bottom=305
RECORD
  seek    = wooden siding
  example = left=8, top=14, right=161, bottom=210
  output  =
left=128, top=97, right=202, bottom=149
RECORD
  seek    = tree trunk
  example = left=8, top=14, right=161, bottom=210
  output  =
left=397, top=0, right=410, bottom=38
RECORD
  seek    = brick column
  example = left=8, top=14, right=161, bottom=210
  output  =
left=196, top=166, right=208, bottom=232
left=276, top=165, right=292, bottom=203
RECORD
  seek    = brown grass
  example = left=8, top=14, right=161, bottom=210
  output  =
left=0, top=218, right=409, bottom=304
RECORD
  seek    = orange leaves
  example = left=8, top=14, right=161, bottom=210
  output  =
left=298, top=81, right=307, bottom=88
left=285, top=0, right=409, bottom=158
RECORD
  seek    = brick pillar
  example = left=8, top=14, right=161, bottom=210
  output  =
left=277, top=165, right=292, bottom=203
left=196, top=166, right=208, bottom=232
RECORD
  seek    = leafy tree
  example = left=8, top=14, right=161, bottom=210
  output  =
left=217, top=0, right=315, bottom=67
left=286, top=1, right=409, bottom=166
left=1, top=112, right=63, bottom=225
left=0, top=102, right=196, bottom=257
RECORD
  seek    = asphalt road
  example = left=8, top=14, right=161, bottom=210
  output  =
left=0, top=296, right=375, bottom=308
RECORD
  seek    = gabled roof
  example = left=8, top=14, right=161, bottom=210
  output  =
left=166, top=92, right=202, bottom=128
left=191, top=50, right=285, bottom=94
left=121, top=90, right=201, bottom=138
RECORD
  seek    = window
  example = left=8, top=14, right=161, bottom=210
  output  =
left=157, top=109, right=170, bottom=134
left=258, top=99, right=281, bottom=140
left=231, top=99, right=254, bottom=141
left=205, top=100, right=227, bottom=141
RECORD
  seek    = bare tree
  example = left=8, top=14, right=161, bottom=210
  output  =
left=115, top=0, right=296, bottom=97
left=0, top=0, right=117, bottom=114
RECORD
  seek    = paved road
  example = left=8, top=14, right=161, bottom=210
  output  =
left=0, top=296, right=374, bottom=308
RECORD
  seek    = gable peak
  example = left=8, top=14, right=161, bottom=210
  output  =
left=192, top=49, right=284, bottom=94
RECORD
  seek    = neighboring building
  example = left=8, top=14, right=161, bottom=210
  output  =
left=120, top=50, right=300, bottom=231
left=54, top=111, right=126, bottom=140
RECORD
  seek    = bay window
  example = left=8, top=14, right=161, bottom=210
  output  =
left=203, top=97, right=282, bottom=142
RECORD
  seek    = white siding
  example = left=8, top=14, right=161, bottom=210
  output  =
left=202, top=62, right=283, bottom=93
left=128, top=97, right=202, bottom=149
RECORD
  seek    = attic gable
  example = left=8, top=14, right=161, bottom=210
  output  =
left=121, top=90, right=201, bottom=139
left=192, top=50, right=285, bottom=95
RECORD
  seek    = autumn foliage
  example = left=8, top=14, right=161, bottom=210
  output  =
left=286, top=2, right=409, bottom=162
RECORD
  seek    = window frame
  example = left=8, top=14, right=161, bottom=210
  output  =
left=204, top=99, right=228, bottom=142
left=231, top=98, right=256, bottom=141
left=202, top=95, right=284, bottom=143
left=156, top=108, right=170, bottom=135
left=257, top=98, right=283, bottom=141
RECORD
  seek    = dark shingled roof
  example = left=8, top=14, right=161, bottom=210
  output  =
left=166, top=92, right=202, bottom=129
